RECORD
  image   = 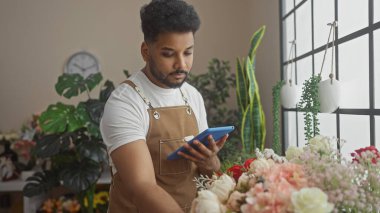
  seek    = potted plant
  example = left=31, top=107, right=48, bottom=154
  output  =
left=23, top=72, right=120, bottom=213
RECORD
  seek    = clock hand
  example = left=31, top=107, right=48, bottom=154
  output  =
left=73, top=63, right=86, bottom=72
left=84, top=63, right=97, bottom=71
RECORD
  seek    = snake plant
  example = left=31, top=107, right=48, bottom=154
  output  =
left=236, top=26, right=266, bottom=153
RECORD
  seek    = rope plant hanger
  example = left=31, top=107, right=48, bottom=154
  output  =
left=281, top=40, right=301, bottom=109
left=318, top=21, right=341, bottom=113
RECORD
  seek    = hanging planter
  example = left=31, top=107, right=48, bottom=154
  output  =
left=319, top=78, right=341, bottom=113
left=280, top=41, right=300, bottom=109
left=318, top=21, right=340, bottom=113
left=281, top=82, right=300, bottom=109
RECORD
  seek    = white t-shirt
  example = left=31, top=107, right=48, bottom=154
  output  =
left=100, top=70, right=208, bottom=172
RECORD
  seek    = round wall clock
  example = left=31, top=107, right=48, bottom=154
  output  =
left=64, top=51, right=100, bottom=78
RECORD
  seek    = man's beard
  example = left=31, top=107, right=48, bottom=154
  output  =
left=149, top=61, right=188, bottom=88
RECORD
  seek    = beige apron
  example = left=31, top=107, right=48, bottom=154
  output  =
left=108, top=80, right=199, bottom=213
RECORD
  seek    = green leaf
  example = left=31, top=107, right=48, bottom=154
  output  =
left=34, top=133, right=73, bottom=158
left=248, top=25, right=266, bottom=60
left=84, top=73, right=103, bottom=92
left=84, top=99, right=104, bottom=125
left=60, top=160, right=102, bottom=193
left=23, top=171, right=60, bottom=197
left=123, top=69, right=131, bottom=78
left=77, top=140, right=107, bottom=163
left=236, top=58, right=248, bottom=113
left=39, top=102, right=83, bottom=133
left=55, top=74, right=87, bottom=99
left=99, top=80, right=115, bottom=102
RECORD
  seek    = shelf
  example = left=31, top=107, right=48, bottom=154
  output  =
left=0, top=171, right=111, bottom=192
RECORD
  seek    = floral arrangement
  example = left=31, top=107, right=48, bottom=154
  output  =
left=191, top=135, right=380, bottom=213
left=38, top=191, right=109, bottom=213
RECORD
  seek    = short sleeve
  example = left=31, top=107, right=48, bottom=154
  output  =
left=100, top=85, right=147, bottom=154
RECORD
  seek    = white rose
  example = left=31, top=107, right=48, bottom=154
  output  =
left=236, top=172, right=250, bottom=190
left=209, top=174, right=236, bottom=203
left=191, top=190, right=226, bottom=213
left=291, top=187, right=334, bottom=213
left=285, top=146, right=303, bottom=161
left=249, top=158, right=271, bottom=172
left=308, top=135, right=332, bottom=154
left=226, top=191, right=245, bottom=212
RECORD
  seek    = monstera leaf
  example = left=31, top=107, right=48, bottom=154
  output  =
left=34, top=132, right=76, bottom=158
left=77, top=140, right=107, bottom=163
left=99, top=80, right=115, bottom=102
left=55, top=73, right=103, bottom=99
left=60, top=160, right=102, bottom=193
left=39, top=102, right=88, bottom=134
left=23, top=171, right=60, bottom=197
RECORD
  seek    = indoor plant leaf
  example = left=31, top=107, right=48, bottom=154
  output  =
left=84, top=73, right=103, bottom=92
left=39, top=102, right=85, bottom=134
left=34, top=133, right=72, bottom=158
left=60, top=160, right=102, bottom=193
left=99, top=80, right=115, bottom=102
left=84, top=99, right=105, bottom=125
left=77, top=140, right=107, bottom=163
left=23, top=171, right=60, bottom=197
left=55, top=74, right=87, bottom=99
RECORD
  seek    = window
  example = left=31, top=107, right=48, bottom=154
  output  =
left=280, top=0, right=380, bottom=158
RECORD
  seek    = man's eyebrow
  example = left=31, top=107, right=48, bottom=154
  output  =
left=160, top=45, right=194, bottom=51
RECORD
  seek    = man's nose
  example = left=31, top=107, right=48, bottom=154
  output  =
left=174, top=56, right=187, bottom=70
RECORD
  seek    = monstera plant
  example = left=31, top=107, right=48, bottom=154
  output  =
left=22, top=72, right=124, bottom=213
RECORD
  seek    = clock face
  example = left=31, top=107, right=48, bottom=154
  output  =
left=65, top=51, right=100, bottom=78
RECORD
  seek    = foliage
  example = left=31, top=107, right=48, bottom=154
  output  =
left=236, top=26, right=266, bottom=153
left=298, top=75, right=321, bottom=140
left=272, top=80, right=285, bottom=155
left=187, top=58, right=237, bottom=127
left=23, top=72, right=119, bottom=213
left=187, top=58, right=240, bottom=162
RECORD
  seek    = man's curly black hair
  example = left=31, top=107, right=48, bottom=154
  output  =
left=140, top=0, right=201, bottom=42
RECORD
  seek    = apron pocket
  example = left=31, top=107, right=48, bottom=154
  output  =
left=159, top=138, right=191, bottom=175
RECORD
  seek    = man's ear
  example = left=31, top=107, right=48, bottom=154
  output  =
left=141, top=42, right=149, bottom=62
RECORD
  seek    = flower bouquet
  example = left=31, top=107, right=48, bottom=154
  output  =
left=191, top=135, right=380, bottom=213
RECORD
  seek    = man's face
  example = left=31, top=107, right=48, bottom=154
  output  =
left=142, top=32, right=194, bottom=88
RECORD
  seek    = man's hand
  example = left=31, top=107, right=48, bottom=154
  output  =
left=178, top=134, right=228, bottom=172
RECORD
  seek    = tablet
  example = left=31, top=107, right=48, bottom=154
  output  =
left=167, top=126, right=235, bottom=160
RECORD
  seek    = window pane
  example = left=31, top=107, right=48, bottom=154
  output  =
left=314, top=47, right=334, bottom=81
left=283, top=14, right=295, bottom=62
left=318, top=113, right=337, bottom=138
left=375, top=30, right=380, bottom=108
left=339, top=35, right=369, bottom=108
left=282, top=0, right=294, bottom=16
left=296, top=56, right=313, bottom=86
left=375, top=0, right=380, bottom=23
left=295, top=0, right=303, bottom=7
left=296, top=1, right=312, bottom=56
left=340, top=115, right=370, bottom=160
left=314, top=0, right=335, bottom=49
left=284, top=111, right=298, bottom=148
left=297, top=112, right=308, bottom=147
left=376, top=116, right=380, bottom=149
left=338, top=0, right=368, bottom=38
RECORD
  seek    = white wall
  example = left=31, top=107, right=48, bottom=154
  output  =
left=0, top=0, right=279, bottom=147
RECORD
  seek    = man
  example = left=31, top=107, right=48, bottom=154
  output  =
left=100, top=0, right=228, bottom=212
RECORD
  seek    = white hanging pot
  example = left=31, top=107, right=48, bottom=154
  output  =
left=280, top=83, right=300, bottom=108
left=318, top=79, right=341, bottom=113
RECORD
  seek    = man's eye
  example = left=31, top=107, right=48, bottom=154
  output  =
left=162, top=52, right=173, bottom=57
left=184, top=51, right=193, bottom=56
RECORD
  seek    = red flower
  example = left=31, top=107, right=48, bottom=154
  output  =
left=351, top=146, right=380, bottom=164
left=243, top=158, right=256, bottom=169
left=227, top=165, right=244, bottom=182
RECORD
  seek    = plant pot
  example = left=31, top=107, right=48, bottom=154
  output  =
left=280, top=83, right=300, bottom=108
left=318, top=79, right=341, bottom=113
